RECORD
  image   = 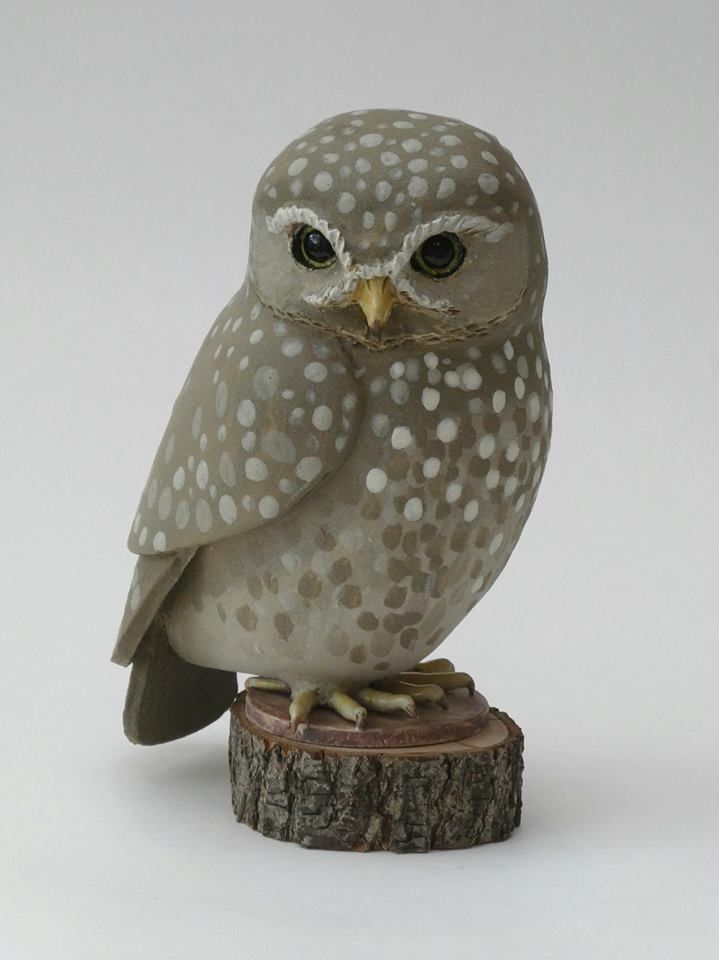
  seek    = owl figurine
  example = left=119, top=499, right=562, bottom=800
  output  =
left=112, top=109, right=552, bottom=745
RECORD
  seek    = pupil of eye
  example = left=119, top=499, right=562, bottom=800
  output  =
left=421, top=234, right=455, bottom=268
left=411, top=231, right=465, bottom=278
left=292, top=225, right=336, bottom=269
left=304, top=229, right=333, bottom=262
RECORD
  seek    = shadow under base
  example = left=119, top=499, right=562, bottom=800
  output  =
left=228, top=691, right=523, bottom=852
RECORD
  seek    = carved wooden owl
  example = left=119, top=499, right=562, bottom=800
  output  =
left=112, top=108, right=552, bottom=744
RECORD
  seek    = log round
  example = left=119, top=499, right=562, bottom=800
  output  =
left=228, top=692, right=524, bottom=852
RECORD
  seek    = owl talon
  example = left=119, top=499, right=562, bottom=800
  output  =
left=277, top=667, right=472, bottom=732
left=411, top=658, right=456, bottom=674
left=400, top=670, right=475, bottom=695
left=379, top=668, right=475, bottom=698
left=289, top=689, right=320, bottom=729
left=244, top=676, right=291, bottom=695
left=356, top=687, right=417, bottom=718
left=326, top=691, right=367, bottom=729
left=373, top=679, right=448, bottom=709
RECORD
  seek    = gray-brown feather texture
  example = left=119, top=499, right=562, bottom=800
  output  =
left=112, top=108, right=551, bottom=741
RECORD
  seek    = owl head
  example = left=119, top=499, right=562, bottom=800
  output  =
left=249, top=109, right=546, bottom=351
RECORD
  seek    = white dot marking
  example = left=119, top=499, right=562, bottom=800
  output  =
left=391, top=426, right=413, bottom=449
left=365, top=468, right=388, bottom=493
left=404, top=497, right=423, bottom=521
left=437, top=418, right=458, bottom=443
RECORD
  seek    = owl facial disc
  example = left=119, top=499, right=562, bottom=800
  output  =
left=251, top=108, right=547, bottom=350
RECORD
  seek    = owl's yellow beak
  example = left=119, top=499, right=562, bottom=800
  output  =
left=351, top=277, right=398, bottom=331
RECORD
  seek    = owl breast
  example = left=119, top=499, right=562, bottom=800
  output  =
left=165, top=324, right=551, bottom=691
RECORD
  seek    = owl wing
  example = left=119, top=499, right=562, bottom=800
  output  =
left=112, top=551, right=194, bottom=665
left=112, top=282, right=362, bottom=665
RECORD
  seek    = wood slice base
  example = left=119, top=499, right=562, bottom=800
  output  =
left=229, top=693, right=524, bottom=852
left=244, top=687, right=490, bottom=749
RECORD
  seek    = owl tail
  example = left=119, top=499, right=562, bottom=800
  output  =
left=122, top=619, right=238, bottom=746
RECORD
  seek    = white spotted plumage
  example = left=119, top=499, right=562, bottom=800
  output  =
left=113, top=108, right=552, bottom=746
left=125, top=295, right=362, bottom=556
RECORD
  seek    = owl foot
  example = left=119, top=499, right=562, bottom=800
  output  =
left=250, top=663, right=472, bottom=733
left=374, top=658, right=475, bottom=707
left=289, top=689, right=367, bottom=731
left=409, top=657, right=475, bottom=694
left=288, top=686, right=421, bottom=730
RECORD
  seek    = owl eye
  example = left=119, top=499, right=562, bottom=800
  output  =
left=410, top=232, right=465, bottom=279
left=292, top=225, right=337, bottom=269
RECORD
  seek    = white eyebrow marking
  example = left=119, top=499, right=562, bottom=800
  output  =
left=264, top=206, right=514, bottom=312
left=354, top=214, right=513, bottom=280
left=396, top=213, right=513, bottom=265
left=265, top=205, right=353, bottom=272
left=357, top=215, right=514, bottom=311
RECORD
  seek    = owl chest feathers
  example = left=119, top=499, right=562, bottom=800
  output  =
left=166, top=323, right=551, bottom=673
left=335, top=332, right=551, bottom=532
left=127, top=279, right=550, bottom=570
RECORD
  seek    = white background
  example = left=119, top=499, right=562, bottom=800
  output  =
left=1, top=2, right=718, bottom=957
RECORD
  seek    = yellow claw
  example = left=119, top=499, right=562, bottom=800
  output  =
left=412, top=658, right=456, bottom=674
left=326, top=692, right=367, bottom=729
left=374, top=679, right=449, bottom=709
left=289, top=690, right=320, bottom=729
left=356, top=687, right=417, bottom=717
left=400, top=671, right=475, bottom=695
left=244, top=676, right=291, bottom=694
